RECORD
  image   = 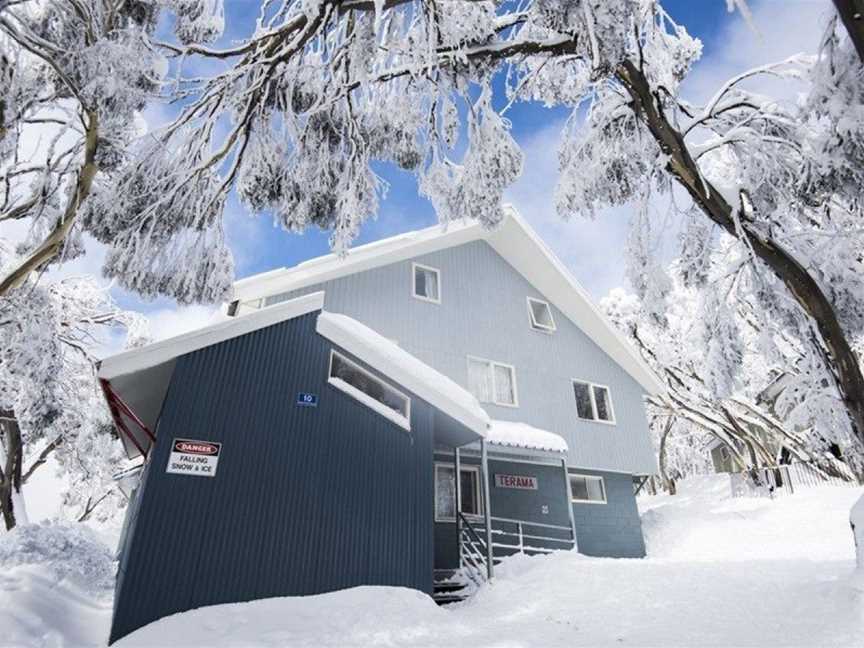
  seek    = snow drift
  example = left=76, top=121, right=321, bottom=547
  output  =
left=0, top=522, right=115, bottom=647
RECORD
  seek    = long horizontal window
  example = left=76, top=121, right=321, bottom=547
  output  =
left=572, top=380, right=615, bottom=424
left=570, top=474, right=607, bottom=504
left=328, top=350, right=411, bottom=430
left=467, top=356, right=518, bottom=407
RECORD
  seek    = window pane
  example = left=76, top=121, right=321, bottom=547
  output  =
left=570, top=476, right=589, bottom=500
left=586, top=477, right=605, bottom=501
left=468, top=358, right=493, bottom=402
left=571, top=475, right=605, bottom=502
left=460, top=470, right=479, bottom=515
left=529, top=299, right=554, bottom=329
left=415, top=267, right=439, bottom=301
left=436, top=466, right=456, bottom=519
left=493, top=364, right=516, bottom=405
left=573, top=382, right=594, bottom=420
left=330, top=353, right=408, bottom=419
left=593, top=385, right=612, bottom=421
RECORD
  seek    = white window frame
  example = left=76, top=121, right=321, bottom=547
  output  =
left=467, top=355, right=519, bottom=408
left=571, top=379, right=616, bottom=425
left=411, top=262, right=441, bottom=304
left=434, top=462, right=484, bottom=522
left=569, top=473, right=607, bottom=505
left=526, top=296, right=556, bottom=333
left=327, top=350, right=411, bottom=431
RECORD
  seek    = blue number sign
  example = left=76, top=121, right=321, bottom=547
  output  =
left=297, top=392, right=318, bottom=407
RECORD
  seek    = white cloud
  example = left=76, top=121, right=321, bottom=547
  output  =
left=145, top=304, right=220, bottom=341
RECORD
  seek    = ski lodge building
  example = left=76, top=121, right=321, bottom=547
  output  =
left=99, top=206, right=663, bottom=643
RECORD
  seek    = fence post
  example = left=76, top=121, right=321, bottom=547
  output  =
left=518, top=522, right=524, bottom=554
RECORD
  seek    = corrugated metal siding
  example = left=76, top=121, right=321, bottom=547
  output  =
left=110, top=313, right=435, bottom=643
left=570, top=468, right=646, bottom=558
left=267, top=240, right=656, bottom=474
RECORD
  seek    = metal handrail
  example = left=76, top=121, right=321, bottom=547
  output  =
left=468, top=514, right=575, bottom=556
left=475, top=515, right=574, bottom=532
left=457, top=511, right=489, bottom=584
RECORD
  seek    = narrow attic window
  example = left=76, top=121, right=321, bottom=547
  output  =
left=412, top=263, right=441, bottom=303
left=467, top=356, right=518, bottom=407
left=527, top=297, right=556, bottom=332
left=569, top=474, right=607, bottom=504
left=328, top=350, right=411, bottom=430
left=572, top=380, right=615, bottom=424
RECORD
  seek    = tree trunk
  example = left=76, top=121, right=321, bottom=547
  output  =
left=0, top=110, right=99, bottom=297
left=0, top=409, right=24, bottom=531
left=657, top=416, right=677, bottom=495
left=616, top=59, right=864, bottom=453
left=833, top=0, right=864, bottom=63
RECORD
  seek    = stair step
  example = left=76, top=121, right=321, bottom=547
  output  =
left=433, top=581, right=467, bottom=594
left=432, top=591, right=470, bottom=605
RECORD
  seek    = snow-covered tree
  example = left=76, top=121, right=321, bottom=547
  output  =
left=603, top=262, right=863, bottom=494
left=0, top=243, right=147, bottom=530
left=2, top=1, right=863, bottom=471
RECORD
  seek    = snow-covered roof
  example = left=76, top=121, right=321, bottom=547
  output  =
left=98, top=292, right=488, bottom=459
left=233, top=205, right=664, bottom=396
left=316, top=312, right=489, bottom=437
left=486, top=420, right=568, bottom=454
left=99, top=292, right=327, bottom=381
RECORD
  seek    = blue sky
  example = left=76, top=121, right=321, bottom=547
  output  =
left=110, top=0, right=831, bottom=339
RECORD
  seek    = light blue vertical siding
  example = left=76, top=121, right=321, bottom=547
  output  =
left=266, top=240, right=656, bottom=475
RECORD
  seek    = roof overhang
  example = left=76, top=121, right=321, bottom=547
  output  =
left=98, top=292, right=326, bottom=458
left=231, top=206, right=665, bottom=396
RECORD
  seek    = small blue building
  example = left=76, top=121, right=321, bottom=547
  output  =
left=99, top=207, right=663, bottom=643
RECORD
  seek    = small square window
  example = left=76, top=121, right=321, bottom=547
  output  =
left=527, top=297, right=556, bottom=332
left=412, top=263, right=440, bottom=303
left=569, top=474, right=606, bottom=503
left=467, top=357, right=518, bottom=407
left=572, top=380, right=615, bottom=424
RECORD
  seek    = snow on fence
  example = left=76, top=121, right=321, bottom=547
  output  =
left=730, top=462, right=857, bottom=498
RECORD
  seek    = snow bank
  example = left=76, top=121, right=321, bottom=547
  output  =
left=487, top=420, right=568, bottom=453
left=119, top=587, right=446, bottom=647
left=640, top=475, right=862, bottom=562
left=0, top=522, right=115, bottom=647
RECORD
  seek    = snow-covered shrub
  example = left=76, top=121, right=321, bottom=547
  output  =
left=0, top=521, right=115, bottom=596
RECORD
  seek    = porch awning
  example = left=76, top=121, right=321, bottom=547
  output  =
left=486, top=420, right=568, bottom=454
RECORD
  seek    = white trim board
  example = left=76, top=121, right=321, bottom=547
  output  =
left=232, top=206, right=664, bottom=396
left=99, top=292, right=326, bottom=380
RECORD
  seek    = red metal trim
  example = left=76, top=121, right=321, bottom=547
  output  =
left=99, top=378, right=155, bottom=457
left=102, top=380, right=156, bottom=443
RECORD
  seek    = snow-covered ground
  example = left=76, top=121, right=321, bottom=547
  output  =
left=2, top=476, right=862, bottom=647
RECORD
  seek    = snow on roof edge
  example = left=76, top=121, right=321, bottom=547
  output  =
left=99, top=292, right=326, bottom=380
left=486, top=420, right=569, bottom=453
left=316, top=311, right=489, bottom=437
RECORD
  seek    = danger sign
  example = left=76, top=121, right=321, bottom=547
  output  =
left=495, top=474, right=538, bottom=490
left=166, top=438, right=221, bottom=478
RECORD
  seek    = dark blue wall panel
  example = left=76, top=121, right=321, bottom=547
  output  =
left=570, top=468, right=646, bottom=558
left=110, top=313, right=435, bottom=643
